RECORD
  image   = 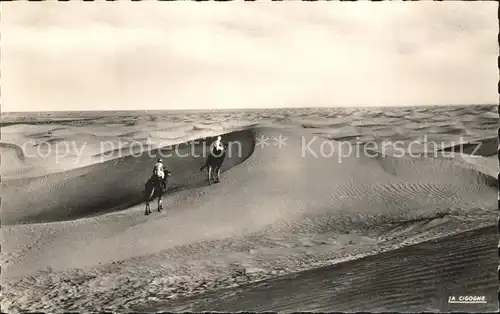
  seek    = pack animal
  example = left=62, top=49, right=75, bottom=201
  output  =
left=200, top=142, right=227, bottom=185
left=144, top=169, right=171, bottom=215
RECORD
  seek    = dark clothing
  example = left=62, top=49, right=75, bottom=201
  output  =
left=152, top=174, right=167, bottom=192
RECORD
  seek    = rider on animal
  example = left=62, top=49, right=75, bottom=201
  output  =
left=200, top=135, right=227, bottom=185
left=209, top=136, right=224, bottom=156
left=152, top=157, right=167, bottom=192
left=144, top=157, right=170, bottom=215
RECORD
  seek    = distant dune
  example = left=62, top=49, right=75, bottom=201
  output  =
left=0, top=142, right=27, bottom=161
left=440, top=136, right=498, bottom=156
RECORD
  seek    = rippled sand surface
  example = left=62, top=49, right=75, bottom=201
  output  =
left=1, top=105, right=497, bottom=312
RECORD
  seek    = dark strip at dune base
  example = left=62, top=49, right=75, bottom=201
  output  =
left=137, top=226, right=498, bottom=313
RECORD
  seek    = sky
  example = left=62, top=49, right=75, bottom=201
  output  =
left=1, top=1, right=498, bottom=112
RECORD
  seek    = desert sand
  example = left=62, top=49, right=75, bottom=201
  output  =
left=137, top=226, right=498, bottom=312
left=1, top=105, right=497, bottom=312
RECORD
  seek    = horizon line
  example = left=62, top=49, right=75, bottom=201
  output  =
left=1, top=103, right=495, bottom=114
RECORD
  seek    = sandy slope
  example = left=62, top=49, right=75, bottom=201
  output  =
left=0, top=118, right=257, bottom=180
left=0, top=129, right=255, bottom=224
left=150, top=226, right=498, bottom=313
left=1, top=126, right=497, bottom=312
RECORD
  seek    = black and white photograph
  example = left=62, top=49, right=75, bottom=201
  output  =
left=1, top=1, right=498, bottom=312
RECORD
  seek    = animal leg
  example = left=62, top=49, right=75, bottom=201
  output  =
left=158, top=197, right=163, bottom=212
left=216, top=167, right=221, bottom=183
left=208, top=166, right=212, bottom=186
left=145, top=187, right=155, bottom=215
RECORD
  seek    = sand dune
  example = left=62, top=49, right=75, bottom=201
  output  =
left=152, top=226, right=497, bottom=313
left=0, top=129, right=255, bottom=224
left=1, top=106, right=497, bottom=312
left=0, top=118, right=257, bottom=180
left=440, top=136, right=498, bottom=156
left=0, top=142, right=27, bottom=161
left=4, top=125, right=492, bottom=227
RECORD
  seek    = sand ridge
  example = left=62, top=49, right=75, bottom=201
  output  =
left=0, top=128, right=256, bottom=224
left=1, top=124, right=497, bottom=312
left=1, top=105, right=495, bottom=179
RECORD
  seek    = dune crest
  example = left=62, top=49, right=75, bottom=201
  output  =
left=0, top=129, right=255, bottom=225
left=2, top=127, right=496, bottom=273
